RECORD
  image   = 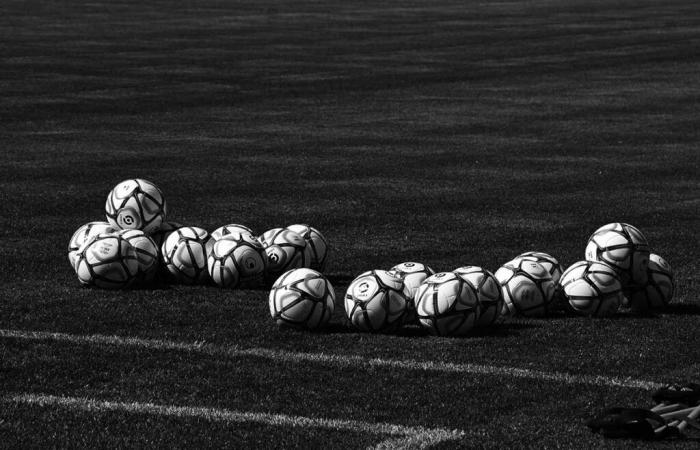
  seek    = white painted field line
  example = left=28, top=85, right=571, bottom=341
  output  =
left=5, top=393, right=464, bottom=449
left=0, top=328, right=663, bottom=390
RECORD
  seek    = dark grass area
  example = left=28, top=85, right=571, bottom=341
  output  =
left=0, top=338, right=690, bottom=448
left=0, top=403, right=385, bottom=449
left=1, top=0, right=699, bottom=448
left=0, top=334, right=697, bottom=449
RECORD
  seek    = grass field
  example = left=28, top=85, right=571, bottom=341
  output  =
left=1, top=0, right=699, bottom=448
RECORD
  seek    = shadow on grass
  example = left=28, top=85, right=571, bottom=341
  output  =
left=129, top=280, right=174, bottom=291
left=594, top=303, right=700, bottom=319
left=315, top=320, right=543, bottom=338
left=662, top=302, right=700, bottom=316
left=467, top=322, right=544, bottom=338
left=135, top=277, right=277, bottom=292
left=308, top=323, right=431, bottom=337
left=326, top=273, right=356, bottom=288
left=394, top=322, right=544, bottom=339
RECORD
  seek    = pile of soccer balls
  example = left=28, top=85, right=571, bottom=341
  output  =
left=564, top=222, right=674, bottom=316
left=67, top=178, right=328, bottom=291
left=68, top=178, right=675, bottom=337
left=277, top=224, right=674, bottom=336
left=486, top=223, right=674, bottom=323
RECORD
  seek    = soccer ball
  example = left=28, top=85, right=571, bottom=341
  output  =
left=511, top=251, right=566, bottom=311
left=585, top=222, right=650, bottom=286
left=625, top=253, right=674, bottom=313
left=390, top=262, right=435, bottom=299
left=150, top=221, right=184, bottom=250
left=161, top=226, right=212, bottom=284
left=258, top=227, right=284, bottom=247
left=74, top=233, right=138, bottom=289
left=344, top=270, right=409, bottom=332
left=68, top=221, right=117, bottom=269
left=513, top=251, right=564, bottom=285
left=105, top=178, right=167, bottom=234
left=211, top=223, right=255, bottom=241
left=495, top=259, right=556, bottom=317
left=260, top=228, right=312, bottom=280
left=453, top=266, right=503, bottom=328
left=117, top=229, right=159, bottom=284
left=559, top=260, right=624, bottom=317
left=390, top=262, right=435, bottom=323
left=414, top=272, right=480, bottom=336
left=286, top=224, right=329, bottom=271
left=269, top=268, right=335, bottom=330
left=207, top=233, right=267, bottom=288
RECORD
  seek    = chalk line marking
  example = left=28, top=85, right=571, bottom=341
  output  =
left=5, top=393, right=464, bottom=449
left=0, top=328, right=663, bottom=390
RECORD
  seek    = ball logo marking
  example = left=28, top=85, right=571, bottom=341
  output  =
left=267, top=247, right=286, bottom=267
left=92, top=239, right=120, bottom=262
left=98, top=242, right=114, bottom=255
left=116, top=208, right=141, bottom=229
left=353, top=278, right=377, bottom=301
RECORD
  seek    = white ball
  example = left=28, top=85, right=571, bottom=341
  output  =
left=210, top=223, right=255, bottom=241
left=161, top=226, right=212, bottom=284
left=258, top=227, right=284, bottom=247
left=390, top=261, right=435, bottom=324
left=105, top=178, right=167, bottom=234
left=513, top=251, right=564, bottom=285
left=286, top=224, right=329, bottom=271
left=390, top=262, right=435, bottom=299
left=269, top=268, right=335, bottom=330
left=68, top=221, right=117, bottom=269
left=74, top=233, right=138, bottom=289
left=116, top=229, right=159, bottom=284
left=559, top=260, right=624, bottom=317
left=625, top=253, right=675, bottom=312
left=495, top=259, right=556, bottom=317
left=260, top=228, right=312, bottom=279
left=585, top=222, right=650, bottom=286
left=453, top=266, right=503, bottom=328
left=207, top=233, right=267, bottom=288
left=344, top=270, right=409, bottom=332
left=414, top=272, right=480, bottom=336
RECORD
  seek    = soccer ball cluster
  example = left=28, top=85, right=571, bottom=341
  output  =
left=564, top=222, right=675, bottom=316
left=336, top=252, right=563, bottom=337
left=490, top=223, right=674, bottom=320
left=69, top=188, right=675, bottom=334
left=208, top=223, right=328, bottom=289
left=68, top=179, right=329, bottom=292
left=341, top=262, right=503, bottom=336
left=68, top=179, right=166, bottom=289
left=334, top=223, right=674, bottom=336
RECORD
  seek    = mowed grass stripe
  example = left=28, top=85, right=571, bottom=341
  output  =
left=5, top=393, right=465, bottom=449
left=0, top=328, right=663, bottom=390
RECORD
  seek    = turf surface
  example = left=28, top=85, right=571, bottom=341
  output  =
left=1, top=0, right=699, bottom=448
